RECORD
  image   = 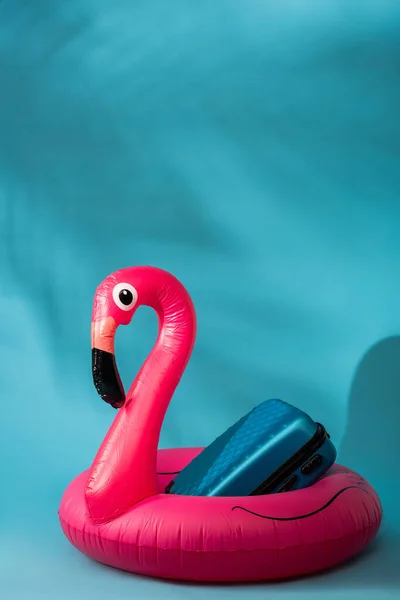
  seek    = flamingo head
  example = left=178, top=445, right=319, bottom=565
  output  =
left=91, top=266, right=154, bottom=409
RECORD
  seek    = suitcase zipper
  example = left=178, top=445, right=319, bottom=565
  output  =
left=250, top=423, right=329, bottom=496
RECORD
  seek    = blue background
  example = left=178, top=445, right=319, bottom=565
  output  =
left=1, top=1, right=399, bottom=598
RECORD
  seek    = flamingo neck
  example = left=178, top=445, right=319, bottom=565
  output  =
left=85, top=273, right=196, bottom=523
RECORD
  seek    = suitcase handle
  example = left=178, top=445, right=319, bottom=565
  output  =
left=250, top=423, right=329, bottom=496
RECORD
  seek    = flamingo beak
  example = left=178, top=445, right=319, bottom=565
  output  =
left=91, top=317, right=125, bottom=409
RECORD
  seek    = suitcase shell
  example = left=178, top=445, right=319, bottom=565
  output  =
left=165, top=399, right=337, bottom=496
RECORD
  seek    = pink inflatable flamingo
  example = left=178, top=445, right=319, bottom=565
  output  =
left=59, top=266, right=382, bottom=581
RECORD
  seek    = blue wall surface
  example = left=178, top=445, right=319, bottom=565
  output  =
left=1, top=1, right=399, bottom=599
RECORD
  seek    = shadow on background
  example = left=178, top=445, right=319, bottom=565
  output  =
left=340, top=336, right=400, bottom=529
left=331, top=336, right=400, bottom=590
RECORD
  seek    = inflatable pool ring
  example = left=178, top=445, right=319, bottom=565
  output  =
left=59, top=266, right=382, bottom=582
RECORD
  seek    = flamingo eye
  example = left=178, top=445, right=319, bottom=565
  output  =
left=112, top=282, right=138, bottom=311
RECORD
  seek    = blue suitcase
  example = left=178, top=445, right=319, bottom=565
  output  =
left=165, top=399, right=337, bottom=496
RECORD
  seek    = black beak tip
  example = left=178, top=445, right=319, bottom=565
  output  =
left=111, top=399, right=125, bottom=409
left=92, top=348, right=126, bottom=408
